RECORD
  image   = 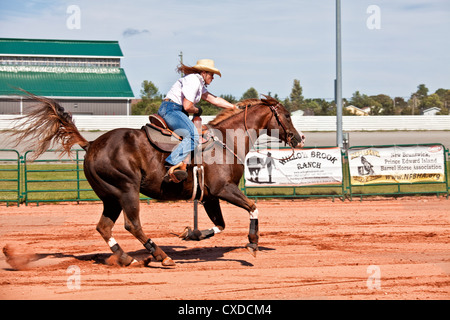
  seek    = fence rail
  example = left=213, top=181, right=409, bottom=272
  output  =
left=2, top=114, right=450, bottom=131
left=22, top=149, right=99, bottom=205
left=0, top=145, right=449, bottom=206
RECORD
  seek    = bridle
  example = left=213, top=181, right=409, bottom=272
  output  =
left=244, top=102, right=297, bottom=161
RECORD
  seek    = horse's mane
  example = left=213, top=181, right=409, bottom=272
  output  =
left=208, top=96, right=282, bottom=126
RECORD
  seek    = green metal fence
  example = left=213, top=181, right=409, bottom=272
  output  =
left=22, top=149, right=99, bottom=205
left=0, top=148, right=151, bottom=205
left=0, top=149, right=21, bottom=206
left=0, top=145, right=449, bottom=206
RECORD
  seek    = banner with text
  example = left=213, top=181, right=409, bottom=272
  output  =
left=244, top=148, right=343, bottom=187
left=348, top=145, right=445, bottom=185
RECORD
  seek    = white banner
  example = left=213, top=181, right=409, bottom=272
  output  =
left=244, top=148, right=343, bottom=187
left=348, top=145, right=445, bottom=185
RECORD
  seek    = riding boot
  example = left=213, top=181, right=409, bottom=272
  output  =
left=163, top=161, right=188, bottom=183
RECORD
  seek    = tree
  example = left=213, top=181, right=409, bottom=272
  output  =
left=415, top=84, right=429, bottom=100
left=349, top=91, right=366, bottom=109
left=420, top=93, right=443, bottom=110
left=140, top=80, right=161, bottom=100
left=304, top=98, right=333, bottom=115
left=371, top=94, right=394, bottom=115
left=435, top=88, right=450, bottom=111
left=349, top=91, right=381, bottom=114
left=131, top=80, right=162, bottom=115
left=289, top=79, right=304, bottom=112
left=393, top=97, right=407, bottom=114
left=240, top=87, right=259, bottom=100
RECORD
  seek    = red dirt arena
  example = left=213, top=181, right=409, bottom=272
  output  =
left=0, top=197, right=448, bottom=300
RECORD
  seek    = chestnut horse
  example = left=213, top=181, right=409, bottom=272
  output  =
left=9, top=93, right=304, bottom=267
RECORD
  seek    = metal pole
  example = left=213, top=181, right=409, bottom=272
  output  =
left=193, top=200, right=198, bottom=231
left=336, top=0, right=343, bottom=148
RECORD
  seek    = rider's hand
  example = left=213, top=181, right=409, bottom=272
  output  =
left=194, top=106, right=203, bottom=117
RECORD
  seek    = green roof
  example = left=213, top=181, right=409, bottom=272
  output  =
left=0, top=69, right=134, bottom=98
left=0, top=38, right=123, bottom=57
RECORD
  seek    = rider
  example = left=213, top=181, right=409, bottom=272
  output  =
left=158, top=59, right=238, bottom=183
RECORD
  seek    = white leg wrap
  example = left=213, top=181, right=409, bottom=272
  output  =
left=249, top=208, right=259, bottom=219
left=212, top=226, right=222, bottom=234
left=108, top=237, right=118, bottom=248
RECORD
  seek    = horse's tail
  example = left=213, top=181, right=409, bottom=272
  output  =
left=7, top=90, right=90, bottom=160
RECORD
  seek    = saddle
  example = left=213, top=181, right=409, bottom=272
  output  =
left=142, top=114, right=214, bottom=153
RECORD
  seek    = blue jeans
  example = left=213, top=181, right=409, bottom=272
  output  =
left=157, top=101, right=199, bottom=166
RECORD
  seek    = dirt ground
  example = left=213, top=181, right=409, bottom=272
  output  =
left=0, top=197, right=449, bottom=300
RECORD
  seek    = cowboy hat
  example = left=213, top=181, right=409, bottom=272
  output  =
left=193, top=59, right=222, bottom=77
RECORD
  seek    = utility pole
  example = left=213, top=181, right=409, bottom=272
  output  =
left=335, top=0, right=343, bottom=148
left=178, top=51, right=184, bottom=76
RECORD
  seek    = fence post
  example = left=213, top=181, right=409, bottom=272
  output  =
left=76, top=150, right=81, bottom=203
left=445, top=147, right=449, bottom=199
left=0, top=149, right=21, bottom=206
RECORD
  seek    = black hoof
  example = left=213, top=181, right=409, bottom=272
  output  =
left=178, top=227, right=202, bottom=241
left=245, top=243, right=258, bottom=257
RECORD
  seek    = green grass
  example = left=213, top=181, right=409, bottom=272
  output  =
left=0, top=162, right=155, bottom=204
left=0, top=163, right=98, bottom=204
left=24, top=164, right=98, bottom=202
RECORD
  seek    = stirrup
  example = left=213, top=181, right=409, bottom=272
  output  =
left=163, top=162, right=188, bottom=183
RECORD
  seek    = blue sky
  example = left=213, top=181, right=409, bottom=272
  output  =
left=1, top=0, right=449, bottom=100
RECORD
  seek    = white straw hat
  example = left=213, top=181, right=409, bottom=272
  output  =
left=193, top=59, right=222, bottom=77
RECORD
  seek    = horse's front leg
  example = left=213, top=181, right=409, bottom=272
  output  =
left=179, top=197, right=225, bottom=241
left=216, top=183, right=259, bottom=256
left=246, top=209, right=259, bottom=256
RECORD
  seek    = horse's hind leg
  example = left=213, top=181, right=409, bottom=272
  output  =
left=96, top=200, right=138, bottom=266
left=120, top=191, right=176, bottom=267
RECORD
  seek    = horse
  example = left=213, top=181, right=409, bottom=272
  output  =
left=8, top=93, right=305, bottom=267
left=246, top=156, right=264, bottom=182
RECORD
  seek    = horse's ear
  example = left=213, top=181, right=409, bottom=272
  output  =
left=260, top=94, right=278, bottom=105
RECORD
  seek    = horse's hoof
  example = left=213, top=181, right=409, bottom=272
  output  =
left=162, top=257, right=176, bottom=267
left=245, top=243, right=258, bottom=257
left=179, top=226, right=192, bottom=240
left=128, top=259, right=142, bottom=267
left=178, top=227, right=202, bottom=241
left=143, top=257, right=152, bottom=267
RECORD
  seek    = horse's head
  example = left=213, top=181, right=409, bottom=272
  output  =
left=260, top=95, right=305, bottom=148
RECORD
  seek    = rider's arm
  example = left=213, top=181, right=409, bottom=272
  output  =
left=202, top=92, right=237, bottom=109
left=182, top=98, right=201, bottom=114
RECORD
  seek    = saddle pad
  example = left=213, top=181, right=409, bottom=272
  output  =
left=142, top=124, right=181, bottom=152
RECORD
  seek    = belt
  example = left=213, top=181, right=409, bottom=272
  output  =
left=162, top=99, right=188, bottom=116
